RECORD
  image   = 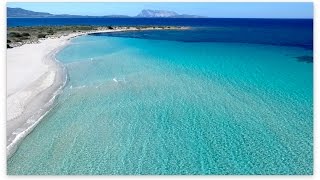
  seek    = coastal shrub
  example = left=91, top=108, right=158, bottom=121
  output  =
left=9, top=32, right=22, bottom=38
left=38, top=34, right=47, bottom=38
left=21, top=32, right=30, bottom=36
left=19, top=36, right=29, bottom=40
left=47, top=29, right=54, bottom=35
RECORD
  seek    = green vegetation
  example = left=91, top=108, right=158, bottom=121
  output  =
left=7, top=25, right=100, bottom=48
left=47, top=29, right=54, bottom=35
left=21, top=32, right=30, bottom=36
left=20, top=36, right=30, bottom=40
left=37, top=33, right=47, bottom=38
left=9, top=32, right=22, bottom=38
left=7, top=25, right=185, bottom=48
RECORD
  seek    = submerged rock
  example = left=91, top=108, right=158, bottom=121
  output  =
left=295, top=56, right=313, bottom=63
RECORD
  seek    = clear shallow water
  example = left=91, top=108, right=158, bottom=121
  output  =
left=7, top=30, right=313, bottom=175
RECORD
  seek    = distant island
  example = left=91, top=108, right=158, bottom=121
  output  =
left=7, top=7, right=207, bottom=18
left=136, top=9, right=205, bottom=18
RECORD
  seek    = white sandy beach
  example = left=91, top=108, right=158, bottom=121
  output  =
left=6, top=33, right=75, bottom=158
left=6, top=27, right=186, bottom=158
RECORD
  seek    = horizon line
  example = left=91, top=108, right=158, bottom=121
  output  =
left=7, top=5, right=313, bottom=19
left=6, top=17, right=313, bottom=20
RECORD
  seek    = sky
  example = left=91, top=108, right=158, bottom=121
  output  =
left=7, top=2, right=313, bottom=19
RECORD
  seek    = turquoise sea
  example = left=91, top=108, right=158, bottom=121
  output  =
left=7, top=26, right=313, bottom=175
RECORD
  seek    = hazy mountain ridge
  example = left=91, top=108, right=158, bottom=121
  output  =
left=136, top=9, right=205, bottom=18
left=7, top=7, right=53, bottom=17
left=137, top=9, right=178, bottom=17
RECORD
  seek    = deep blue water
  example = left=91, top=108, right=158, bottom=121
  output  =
left=8, top=18, right=313, bottom=49
left=7, top=18, right=312, bottom=28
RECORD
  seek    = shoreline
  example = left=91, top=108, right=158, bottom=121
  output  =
left=6, top=33, right=73, bottom=159
left=6, top=26, right=188, bottom=159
